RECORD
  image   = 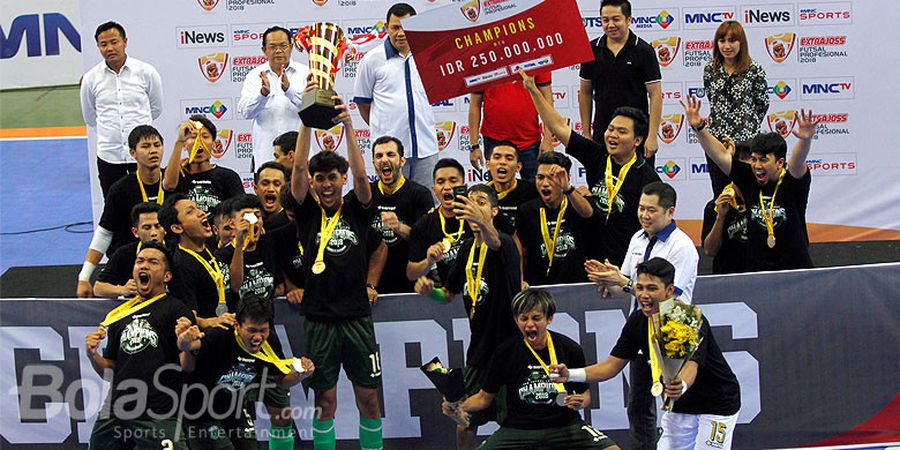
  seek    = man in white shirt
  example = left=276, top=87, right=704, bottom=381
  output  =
left=353, top=3, right=439, bottom=188
left=80, top=21, right=163, bottom=199
left=237, top=26, right=309, bottom=171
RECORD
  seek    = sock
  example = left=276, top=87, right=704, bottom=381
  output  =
left=312, top=418, right=336, bottom=450
left=268, top=424, right=294, bottom=450
left=359, top=416, right=383, bottom=450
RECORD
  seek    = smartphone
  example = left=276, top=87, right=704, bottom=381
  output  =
left=452, top=185, right=468, bottom=216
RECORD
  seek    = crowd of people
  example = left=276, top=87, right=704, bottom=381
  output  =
left=75, top=0, right=821, bottom=449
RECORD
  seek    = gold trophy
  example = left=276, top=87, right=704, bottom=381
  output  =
left=294, top=23, right=353, bottom=129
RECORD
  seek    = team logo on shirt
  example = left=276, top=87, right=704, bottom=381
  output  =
left=315, top=125, right=344, bottom=152
left=120, top=317, right=159, bottom=355
left=460, top=0, right=481, bottom=22
left=320, top=220, right=359, bottom=256
left=658, top=113, right=684, bottom=144
left=435, top=122, right=457, bottom=151
left=197, top=0, right=220, bottom=11
left=651, top=37, right=681, bottom=67
left=767, top=110, right=798, bottom=138
left=217, top=360, right=258, bottom=391
left=539, top=223, right=575, bottom=260
left=214, top=129, right=232, bottom=158
left=240, top=264, right=275, bottom=299
left=589, top=184, right=626, bottom=215
left=370, top=213, right=400, bottom=245
left=198, top=52, right=229, bottom=83
left=518, top=368, right=561, bottom=405
left=765, top=33, right=796, bottom=63
left=750, top=201, right=787, bottom=229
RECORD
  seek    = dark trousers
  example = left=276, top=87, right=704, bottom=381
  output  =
left=97, top=158, right=137, bottom=200
left=628, top=357, right=658, bottom=450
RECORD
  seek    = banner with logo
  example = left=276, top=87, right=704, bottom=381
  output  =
left=79, top=0, right=900, bottom=242
left=0, top=0, right=82, bottom=89
left=2, top=263, right=899, bottom=448
left=402, top=0, right=594, bottom=104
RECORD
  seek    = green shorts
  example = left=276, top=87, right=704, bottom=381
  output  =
left=305, top=316, right=382, bottom=391
left=183, top=406, right=256, bottom=450
left=478, top=420, right=617, bottom=450
left=464, top=365, right=506, bottom=428
left=244, top=370, right=291, bottom=410
left=89, top=417, right=188, bottom=450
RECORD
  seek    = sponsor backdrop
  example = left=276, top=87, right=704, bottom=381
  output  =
left=1, top=263, right=899, bottom=448
left=1, top=0, right=82, bottom=89
left=78, top=0, right=900, bottom=241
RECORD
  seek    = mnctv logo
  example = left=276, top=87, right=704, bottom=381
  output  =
left=765, top=33, right=796, bottom=63
left=198, top=53, right=228, bottom=83
left=682, top=7, right=736, bottom=29
left=651, top=37, right=681, bottom=68
left=800, top=77, right=854, bottom=100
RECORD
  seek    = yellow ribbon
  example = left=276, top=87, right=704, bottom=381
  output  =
left=313, top=204, right=343, bottom=271
left=648, top=315, right=664, bottom=387
left=539, top=197, right=568, bottom=273
left=759, top=169, right=786, bottom=244
left=100, top=293, right=167, bottom=328
left=604, top=153, right=637, bottom=220
left=136, top=169, right=164, bottom=205
left=378, top=175, right=406, bottom=196
left=438, top=212, right=465, bottom=245
left=465, top=242, right=488, bottom=319
left=714, top=183, right=747, bottom=214
left=523, top=331, right=566, bottom=393
left=178, top=245, right=226, bottom=306
left=233, top=328, right=294, bottom=375
left=488, top=179, right=517, bottom=200
left=188, top=127, right=211, bottom=163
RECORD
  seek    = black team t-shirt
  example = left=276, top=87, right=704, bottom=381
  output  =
left=610, top=310, right=741, bottom=416
left=170, top=246, right=223, bottom=318
left=409, top=210, right=473, bottom=287
left=701, top=199, right=748, bottom=274
left=445, top=233, right=521, bottom=369
left=515, top=198, right=592, bottom=286
left=96, top=241, right=140, bottom=287
left=566, top=133, right=660, bottom=265
left=729, top=156, right=813, bottom=270
left=215, top=234, right=282, bottom=309
left=172, top=165, right=245, bottom=214
left=264, top=210, right=290, bottom=232
left=99, top=173, right=164, bottom=257
left=293, top=192, right=373, bottom=321
left=495, top=180, right=539, bottom=229
left=483, top=331, right=589, bottom=429
left=101, top=295, right=195, bottom=419
left=269, top=222, right=306, bottom=289
left=364, top=179, right=434, bottom=294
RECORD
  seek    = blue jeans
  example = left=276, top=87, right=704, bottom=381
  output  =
left=483, top=137, right=540, bottom=181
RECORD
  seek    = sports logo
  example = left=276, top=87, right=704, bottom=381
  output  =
left=436, top=122, right=457, bottom=151
left=660, top=160, right=681, bottom=179
left=767, top=110, right=797, bottom=138
left=765, top=33, right=796, bottom=63
left=198, top=52, right=228, bottom=83
left=315, top=125, right=344, bottom=152
left=657, top=10, right=675, bottom=29
left=771, top=80, right=792, bottom=99
left=214, top=129, right=232, bottom=158
left=197, top=0, right=219, bottom=11
left=461, top=0, right=481, bottom=23
left=651, top=37, right=681, bottom=67
left=658, top=113, right=684, bottom=144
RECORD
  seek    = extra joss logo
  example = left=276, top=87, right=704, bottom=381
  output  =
left=461, top=0, right=481, bottom=22
left=798, top=35, right=848, bottom=64
left=197, top=0, right=219, bottom=11
left=767, top=110, right=797, bottom=138
left=765, top=33, right=796, bottom=63
left=659, top=113, right=684, bottom=144
left=214, top=129, right=232, bottom=158
left=198, top=52, right=228, bottom=83
left=315, top=125, right=344, bottom=152
left=435, top=122, right=457, bottom=151
left=651, top=37, right=681, bottom=67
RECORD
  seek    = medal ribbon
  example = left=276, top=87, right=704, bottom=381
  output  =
left=100, top=293, right=167, bottom=328
left=233, top=328, right=294, bottom=375
left=604, top=153, right=637, bottom=220
left=136, top=169, right=165, bottom=205
left=539, top=197, right=568, bottom=272
left=759, top=169, right=786, bottom=244
left=188, top=127, right=211, bottom=163
left=464, top=242, right=488, bottom=319
left=178, top=245, right=226, bottom=306
left=377, top=175, right=406, bottom=196
left=523, top=332, right=566, bottom=393
left=314, top=204, right=343, bottom=271
left=438, top=212, right=465, bottom=243
left=647, top=315, right=664, bottom=387
left=487, top=179, right=517, bottom=200
left=714, top=183, right=747, bottom=214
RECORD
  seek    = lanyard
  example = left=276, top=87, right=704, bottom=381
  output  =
left=100, top=293, right=167, bottom=328
left=539, top=197, right=568, bottom=273
left=178, top=245, right=225, bottom=306
left=604, top=153, right=637, bottom=220
left=438, top=212, right=465, bottom=251
left=465, top=241, right=488, bottom=319
left=377, top=175, right=406, bottom=195
left=759, top=169, right=786, bottom=248
left=136, top=169, right=164, bottom=205
left=648, top=315, right=665, bottom=395
left=523, top=332, right=566, bottom=393
left=233, top=328, right=294, bottom=375
left=188, top=125, right=211, bottom=163
left=714, top=183, right=747, bottom=214
left=312, top=204, right=342, bottom=274
left=488, top=179, right=517, bottom=200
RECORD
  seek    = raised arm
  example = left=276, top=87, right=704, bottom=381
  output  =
left=787, top=109, right=819, bottom=179
left=336, top=98, right=372, bottom=205
left=577, top=79, right=594, bottom=140
left=164, top=121, right=194, bottom=190
left=645, top=81, right=662, bottom=159
left=290, top=78, right=316, bottom=205
left=467, top=92, right=484, bottom=168
left=680, top=96, right=732, bottom=175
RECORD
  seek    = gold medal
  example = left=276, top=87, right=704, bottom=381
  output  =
left=312, top=260, right=326, bottom=274
left=651, top=381, right=664, bottom=397
left=767, top=234, right=776, bottom=248
left=441, top=238, right=452, bottom=254
left=292, top=358, right=306, bottom=373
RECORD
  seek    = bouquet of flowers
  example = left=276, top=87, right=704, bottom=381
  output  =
left=650, top=300, right=703, bottom=409
left=420, top=357, right=469, bottom=427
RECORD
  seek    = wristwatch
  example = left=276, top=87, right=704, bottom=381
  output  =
left=469, top=143, right=480, bottom=152
left=621, top=278, right=634, bottom=293
left=366, top=283, right=377, bottom=291
left=691, top=119, right=707, bottom=133
left=563, top=186, right=576, bottom=195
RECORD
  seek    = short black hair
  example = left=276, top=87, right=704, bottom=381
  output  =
left=537, top=151, right=572, bottom=173
left=490, top=140, right=520, bottom=161
left=212, top=198, right=233, bottom=224
left=600, top=0, right=632, bottom=17
left=387, top=3, right=417, bottom=21
left=255, top=161, right=288, bottom=184
left=280, top=183, right=299, bottom=215
left=237, top=295, right=275, bottom=326
left=468, top=184, right=499, bottom=208
left=611, top=106, right=649, bottom=141
left=635, top=257, right=676, bottom=287
left=228, top=194, right=263, bottom=216
left=734, top=140, right=752, bottom=161
left=273, top=131, right=298, bottom=154
left=642, top=181, right=677, bottom=209
left=188, top=114, right=217, bottom=139
left=511, top=289, right=557, bottom=318
left=309, top=151, right=349, bottom=176
left=128, top=125, right=163, bottom=150
left=433, top=158, right=465, bottom=180
left=130, top=202, right=160, bottom=227
left=158, top=193, right=190, bottom=234
left=94, top=21, right=126, bottom=41
left=137, top=241, right=172, bottom=272
left=372, top=135, right=405, bottom=158
left=747, top=132, right=787, bottom=160
left=262, top=26, right=292, bottom=48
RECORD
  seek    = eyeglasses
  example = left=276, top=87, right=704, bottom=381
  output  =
left=266, top=43, right=290, bottom=51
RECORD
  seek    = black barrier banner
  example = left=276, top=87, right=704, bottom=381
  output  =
left=2, top=264, right=899, bottom=448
